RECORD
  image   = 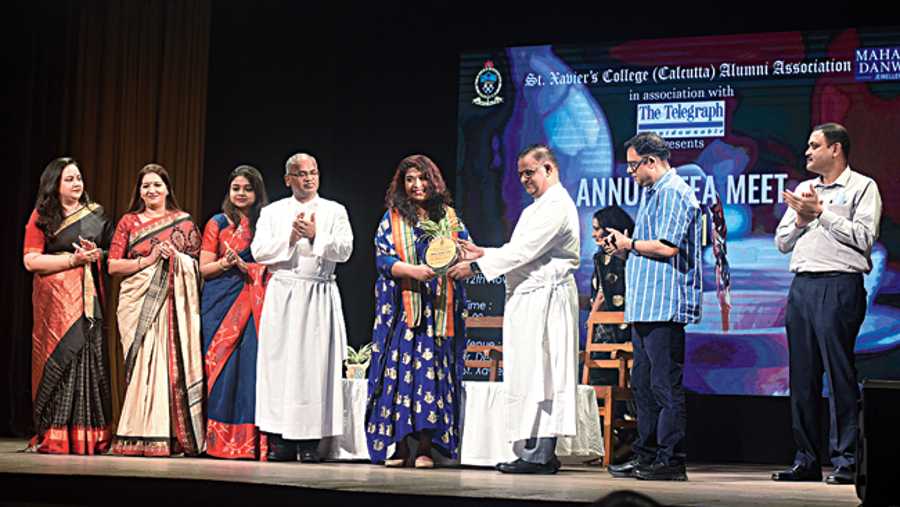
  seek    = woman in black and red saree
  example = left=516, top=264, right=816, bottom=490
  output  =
left=108, top=164, right=205, bottom=457
left=22, top=157, right=113, bottom=454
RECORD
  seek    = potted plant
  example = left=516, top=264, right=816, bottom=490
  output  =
left=345, top=342, right=374, bottom=379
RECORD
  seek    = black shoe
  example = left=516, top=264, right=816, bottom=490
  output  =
left=496, top=458, right=560, bottom=475
left=495, top=458, right=528, bottom=471
left=267, top=446, right=297, bottom=462
left=299, top=448, right=321, bottom=463
left=265, top=433, right=298, bottom=462
left=825, top=465, right=854, bottom=485
left=635, top=461, right=687, bottom=481
left=549, top=456, right=561, bottom=470
left=771, top=463, right=821, bottom=482
left=608, top=458, right=646, bottom=478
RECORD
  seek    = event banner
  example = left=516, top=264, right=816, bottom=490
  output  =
left=456, top=28, right=900, bottom=395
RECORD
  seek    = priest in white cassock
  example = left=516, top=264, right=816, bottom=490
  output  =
left=251, top=152, right=353, bottom=462
left=448, top=144, right=579, bottom=474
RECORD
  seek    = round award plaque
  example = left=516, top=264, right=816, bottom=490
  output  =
left=424, top=236, right=458, bottom=272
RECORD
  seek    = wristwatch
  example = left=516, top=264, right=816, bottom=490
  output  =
left=470, top=261, right=482, bottom=275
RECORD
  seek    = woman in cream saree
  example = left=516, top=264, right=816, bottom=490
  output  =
left=108, top=164, right=205, bottom=457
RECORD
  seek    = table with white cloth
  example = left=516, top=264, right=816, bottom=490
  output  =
left=325, top=379, right=603, bottom=466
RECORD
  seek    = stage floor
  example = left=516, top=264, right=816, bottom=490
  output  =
left=0, top=439, right=860, bottom=507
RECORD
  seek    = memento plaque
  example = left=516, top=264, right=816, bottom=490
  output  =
left=424, top=236, right=458, bottom=272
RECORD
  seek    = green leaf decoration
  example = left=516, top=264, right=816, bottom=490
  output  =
left=346, top=342, right=374, bottom=364
left=419, top=215, right=463, bottom=239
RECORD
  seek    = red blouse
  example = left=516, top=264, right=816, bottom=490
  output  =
left=201, top=214, right=253, bottom=258
left=23, top=210, right=45, bottom=255
left=109, top=211, right=201, bottom=260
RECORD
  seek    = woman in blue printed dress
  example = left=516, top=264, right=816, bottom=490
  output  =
left=366, top=154, right=469, bottom=469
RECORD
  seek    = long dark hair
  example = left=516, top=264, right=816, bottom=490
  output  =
left=222, top=165, right=268, bottom=232
left=35, top=157, right=91, bottom=238
left=593, top=205, right=635, bottom=242
left=385, top=154, right=452, bottom=225
left=126, top=163, right=181, bottom=213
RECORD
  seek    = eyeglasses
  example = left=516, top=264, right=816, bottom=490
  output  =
left=287, top=170, right=319, bottom=179
left=626, top=156, right=650, bottom=173
left=518, top=164, right=546, bottom=180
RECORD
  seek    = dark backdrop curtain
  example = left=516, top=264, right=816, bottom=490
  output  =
left=2, top=0, right=209, bottom=436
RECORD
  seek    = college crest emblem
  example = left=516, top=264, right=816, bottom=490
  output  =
left=473, top=60, right=503, bottom=107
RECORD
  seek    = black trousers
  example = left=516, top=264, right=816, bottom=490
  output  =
left=631, top=322, right=686, bottom=466
left=786, top=272, right=866, bottom=468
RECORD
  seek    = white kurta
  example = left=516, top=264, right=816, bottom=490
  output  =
left=251, top=195, right=353, bottom=439
left=477, top=183, right=580, bottom=442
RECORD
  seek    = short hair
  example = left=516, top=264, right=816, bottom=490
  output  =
left=517, top=144, right=559, bottom=170
left=813, top=122, right=851, bottom=159
left=624, top=132, right=671, bottom=161
left=285, top=152, right=317, bottom=174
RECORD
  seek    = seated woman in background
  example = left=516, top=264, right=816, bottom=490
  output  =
left=199, top=165, right=269, bottom=460
left=22, top=157, right=113, bottom=454
left=108, top=164, right=205, bottom=457
left=589, top=204, right=637, bottom=461
left=590, top=204, right=634, bottom=345
left=365, top=154, right=470, bottom=469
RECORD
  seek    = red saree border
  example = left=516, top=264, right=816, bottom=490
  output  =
left=206, top=420, right=266, bottom=460
left=205, top=264, right=266, bottom=394
left=110, top=436, right=179, bottom=457
left=29, top=425, right=111, bottom=455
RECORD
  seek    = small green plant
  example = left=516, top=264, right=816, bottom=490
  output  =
left=418, top=215, right=462, bottom=239
left=346, top=342, right=374, bottom=364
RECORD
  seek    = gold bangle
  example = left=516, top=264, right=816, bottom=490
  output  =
left=137, top=257, right=142, bottom=269
left=68, top=254, right=75, bottom=268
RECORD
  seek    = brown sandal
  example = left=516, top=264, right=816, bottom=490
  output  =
left=414, top=455, right=434, bottom=469
left=384, top=457, right=407, bottom=467
left=385, top=439, right=410, bottom=467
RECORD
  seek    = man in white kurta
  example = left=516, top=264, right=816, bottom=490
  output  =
left=449, top=144, right=579, bottom=474
left=251, top=153, right=353, bottom=462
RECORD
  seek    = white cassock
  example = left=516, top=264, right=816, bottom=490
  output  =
left=477, top=182, right=580, bottom=442
left=251, top=195, right=353, bottom=439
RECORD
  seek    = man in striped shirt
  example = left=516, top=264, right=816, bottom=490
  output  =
left=603, top=132, right=702, bottom=481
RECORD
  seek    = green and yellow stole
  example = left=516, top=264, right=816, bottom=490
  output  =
left=389, top=207, right=458, bottom=338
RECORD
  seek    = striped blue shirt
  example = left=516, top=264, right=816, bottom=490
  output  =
left=625, top=169, right=703, bottom=324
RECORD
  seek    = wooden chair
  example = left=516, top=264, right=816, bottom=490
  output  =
left=582, top=310, right=636, bottom=467
left=464, top=316, right=503, bottom=381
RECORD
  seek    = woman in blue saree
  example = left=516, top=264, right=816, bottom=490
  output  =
left=199, top=165, right=269, bottom=459
left=366, top=155, right=470, bottom=469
